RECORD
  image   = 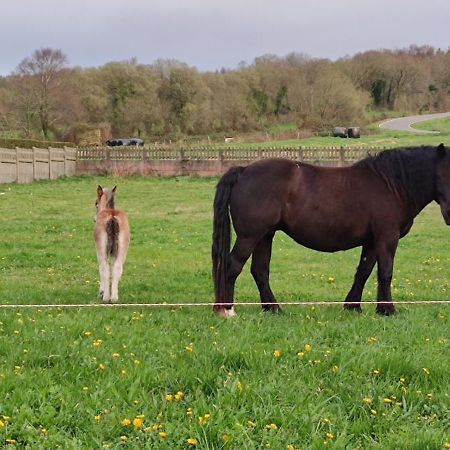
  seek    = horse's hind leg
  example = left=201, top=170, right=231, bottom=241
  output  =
left=344, top=245, right=376, bottom=312
left=250, top=232, right=281, bottom=313
left=215, top=237, right=256, bottom=317
left=96, top=235, right=110, bottom=302
left=110, top=239, right=129, bottom=303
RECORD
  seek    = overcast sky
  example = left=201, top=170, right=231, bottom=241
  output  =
left=1, top=0, right=449, bottom=75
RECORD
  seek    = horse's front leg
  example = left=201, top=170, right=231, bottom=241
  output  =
left=375, top=237, right=399, bottom=316
left=344, top=245, right=376, bottom=313
left=250, top=232, right=281, bottom=314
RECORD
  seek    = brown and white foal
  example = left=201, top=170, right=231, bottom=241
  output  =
left=94, top=186, right=130, bottom=303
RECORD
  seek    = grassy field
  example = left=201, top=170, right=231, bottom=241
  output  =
left=0, top=176, right=449, bottom=449
left=413, top=118, right=450, bottom=134
left=204, top=127, right=450, bottom=150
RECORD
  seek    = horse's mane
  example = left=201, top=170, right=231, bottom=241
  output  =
left=354, top=146, right=436, bottom=206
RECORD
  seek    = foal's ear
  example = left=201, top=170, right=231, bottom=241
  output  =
left=97, top=185, right=103, bottom=197
left=437, top=143, right=446, bottom=158
left=112, top=186, right=117, bottom=193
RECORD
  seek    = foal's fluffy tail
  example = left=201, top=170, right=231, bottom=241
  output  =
left=106, top=218, right=119, bottom=258
left=212, top=166, right=245, bottom=308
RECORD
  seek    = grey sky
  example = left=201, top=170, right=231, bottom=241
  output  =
left=1, top=0, right=449, bottom=75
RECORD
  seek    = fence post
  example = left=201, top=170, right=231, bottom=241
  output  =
left=15, top=147, right=19, bottom=183
left=297, top=148, right=304, bottom=162
left=339, top=147, right=346, bottom=167
left=32, top=147, right=37, bottom=181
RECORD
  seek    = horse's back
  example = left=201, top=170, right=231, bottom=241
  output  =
left=229, top=158, right=395, bottom=251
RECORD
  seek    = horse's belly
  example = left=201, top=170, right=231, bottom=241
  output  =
left=284, top=223, right=367, bottom=252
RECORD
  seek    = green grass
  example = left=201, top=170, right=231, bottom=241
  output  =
left=413, top=117, right=450, bottom=134
left=0, top=177, right=449, bottom=449
left=212, top=128, right=450, bottom=150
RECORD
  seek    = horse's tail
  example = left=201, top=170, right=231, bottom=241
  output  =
left=106, top=217, right=120, bottom=258
left=212, top=166, right=245, bottom=308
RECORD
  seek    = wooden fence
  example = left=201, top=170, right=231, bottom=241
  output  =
left=0, top=146, right=382, bottom=182
left=0, top=147, right=77, bottom=184
left=76, top=146, right=377, bottom=177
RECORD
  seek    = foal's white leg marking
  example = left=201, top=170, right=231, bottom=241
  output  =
left=225, top=307, right=236, bottom=318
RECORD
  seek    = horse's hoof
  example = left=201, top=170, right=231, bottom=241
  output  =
left=263, top=306, right=283, bottom=314
left=376, top=307, right=396, bottom=316
left=343, top=304, right=362, bottom=313
left=214, top=307, right=236, bottom=318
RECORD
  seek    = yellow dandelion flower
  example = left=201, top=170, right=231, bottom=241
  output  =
left=98, top=363, right=106, bottom=370
left=133, top=418, right=143, bottom=429
left=84, top=331, right=92, bottom=336
left=287, top=446, right=295, bottom=450
left=370, top=409, right=377, bottom=416
left=5, top=439, right=17, bottom=445
left=265, top=423, right=278, bottom=430
left=95, top=414, right=102, bottom=422
left=165, top=394, right=174, bottom=401
left=93, top=339, right=102, bottom=347
left=187, top=437, right=198, bottom=446
left=383, top=398, right=393, bottom=404
left=247, top=420, right=256, bottom=428
left=121, top=418, right=131, bottom=426
left=223, top=434, right=231, bottom=442
left=443, top=442, right=450, bottom=449
left=120, top=436, right=128, bottom=441
left=422, top=367, right=430, bottom=375
left=112, top=353, right=120, bottom=358
left=328, top=276, right=336, bottom=283
left=82, top=386, right=89, bottom=392
left=304, top=344, right=312, bottom=352
left=186, top=408, right=193, bottom=417
left=363, top=397, right=372, bottom=405
left=322, top=418, right=331, bottom=424
left=175, top=391, right=184, bottom=401
left=273, top=350, right=282, bottom=358
left=185, top=344, right=194, bottom=352
left=297, top=351, right=305, bottom=358
left=199, top=414, right=211, bottom=425
left=326, top=432, right=335, bottom=439
left=0, top=420, right=4, bottom=428
left=159, top=431, right=168, bottom=439
left=152, top=424, right=161, bottom=431
left=331, top=365, right=339, bottom=373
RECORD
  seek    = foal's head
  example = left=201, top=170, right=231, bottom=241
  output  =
left=96, top=185, right=116, bottom=213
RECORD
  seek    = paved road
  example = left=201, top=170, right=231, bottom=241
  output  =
left=379, top=112, right=450, bottom=134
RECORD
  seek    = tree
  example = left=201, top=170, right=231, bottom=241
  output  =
left=15, top=48, right=67, bottom=138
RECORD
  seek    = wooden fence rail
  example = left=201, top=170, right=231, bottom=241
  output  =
left=0, top=147, right=77, bottom=184
left=76, top=146, right=378, bottom=177
left=77, top=146, right=376, bottom=164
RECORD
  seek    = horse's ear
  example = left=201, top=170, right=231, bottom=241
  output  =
left=112, top=186, right=117, bottom=193
left=97, top=185, right=103, bottom=197
left=437, top=143, right=446, bottom=158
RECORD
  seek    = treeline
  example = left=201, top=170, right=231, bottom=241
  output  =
left=0, top=45, right=450, bottom=143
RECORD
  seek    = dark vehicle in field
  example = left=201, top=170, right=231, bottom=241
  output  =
left=105, top=138, right=144, bottom=147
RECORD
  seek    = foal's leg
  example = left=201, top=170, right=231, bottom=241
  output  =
left=344, top=245, right=376, bottom=312
left=96, top=234, right=110, bottom=302
left=110, top=236, right=129, bottom=303
left=375, top=237, right=398, bottom=316
left=250, top=233, right=281, bottom=313
left=214, top=236, right=257, bottom=318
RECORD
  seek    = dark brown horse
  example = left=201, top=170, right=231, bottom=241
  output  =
left=212, top=144, right=450, bottom=317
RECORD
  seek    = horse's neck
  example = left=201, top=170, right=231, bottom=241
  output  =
left=405, top=157, right=436, bottom=216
